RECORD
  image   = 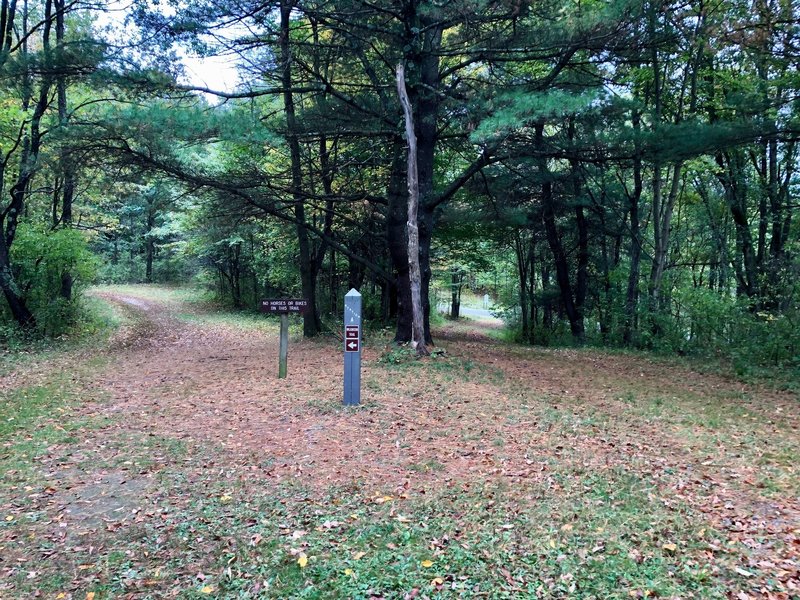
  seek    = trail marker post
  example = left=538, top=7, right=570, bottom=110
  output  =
left=343, top=289, right=362, bottom=406
left=260, top=298, right=309, bottom=378
left=278, top=313, right=289, bottom=378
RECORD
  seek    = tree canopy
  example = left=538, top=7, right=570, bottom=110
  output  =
left=0, top=0, right=798, bottom=374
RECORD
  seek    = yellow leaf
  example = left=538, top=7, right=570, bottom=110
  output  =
left=200, top=585, right=214, bottom=594
left=57, top=594, right=66, bottom=599
left=431, top=577, right=444, bottom=586
left=298, top=553, right=308, bottom=568
left=421, top=559, right=434, bottom=568
left=5, top=515, right=13, bottom=521
left=87, top=593, right=97, bottom=600
left=344, top=568, right=354, bottom=576
left=549, top=539, right=557, bottom=548
left=353, top=551, right=366, bottom=560
left=661, top=543, right=678, bottom=553
left=220, top=495, right=232, bottom=503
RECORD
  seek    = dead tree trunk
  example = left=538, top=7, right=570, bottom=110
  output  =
left=396, top=63, right=428, bottom=356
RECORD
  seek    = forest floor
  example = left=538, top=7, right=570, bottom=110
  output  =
left=0, top=285, right=798, bottom=600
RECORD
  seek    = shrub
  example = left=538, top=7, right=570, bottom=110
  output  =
left=6, top=225, right=98, bottom=336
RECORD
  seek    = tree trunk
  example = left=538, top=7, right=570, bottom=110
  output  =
left=649, top=162, right=683, bottom=312
left=542, top=264, right=552, bottom=330
left=396, top=63, right=428, bottom=356
left=280, top=0, right=320, bottom=336
left=569, top=118, right=589, bottom=323
left=0, top=235, right=35, bottom=328
left=144, top=204, right=155, bottom=283
left=717, top=150, right=758, bottom=300
left=514, top=231, right=530, bottom=340
left=55, top=0, right=73, bottom=300
left=623, top=111, right=644, bottom=345
left=450, top=267, right=463, bottom=320
left=0, top=0, right=53, bottom=328
left=536, top=122, right=584, bottom=342
left=386, top=14, right=443, bottom=347
left=387, top=141, right=414, bottom=342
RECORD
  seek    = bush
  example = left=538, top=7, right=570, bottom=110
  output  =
left=674, top=286, right=799, bottom=380
left=5, top=225, right=98, bottom=336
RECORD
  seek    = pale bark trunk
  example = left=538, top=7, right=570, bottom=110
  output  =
left=396, top=63, right=428, bottom=356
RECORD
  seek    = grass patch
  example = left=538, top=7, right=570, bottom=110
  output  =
left=1, top=460, right=736, bottom=599
left=0, top=382, right=73, bottom=440
left=27, top=466, right=731, bottom=599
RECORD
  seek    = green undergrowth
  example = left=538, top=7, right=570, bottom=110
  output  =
left=0, top=294, right=121, bottom=373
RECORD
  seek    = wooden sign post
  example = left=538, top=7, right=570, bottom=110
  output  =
left=260, top=299, right=309, bottom=379
left=343, top=289, right=362, bottom=405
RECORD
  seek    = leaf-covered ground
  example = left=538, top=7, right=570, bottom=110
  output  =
left=1, top=286, right=798, bottom=599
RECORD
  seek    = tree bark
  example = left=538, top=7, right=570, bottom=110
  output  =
left=396, top=63, right=428, bottom=356
left=649, top=162, right=683, bottom=313
left=56, top=0, right=73, bottom=300
left=144, top=202, right=155, bottom=283
left=536, top=122, right=584, bottom=342
left=387, top=140, right=414, bottom=342
left=450, top=267, right=463, bottom=320
left=280, top=0, right=321, bottom=336
left=623, top=111, right=644, bottom=345
left=513, top=231, right=530, bottom=340
left=0, top=236, right=35, bottom=327
left=0, top=0, right=55, bottom=329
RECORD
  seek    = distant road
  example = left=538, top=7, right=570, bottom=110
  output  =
left=437, top=304, right=503, bottom=323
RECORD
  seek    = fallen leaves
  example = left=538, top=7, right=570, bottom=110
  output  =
left=3, top=288, right=800, bottom=599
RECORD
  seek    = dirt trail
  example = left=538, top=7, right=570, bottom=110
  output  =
left=3, top=291, right=797, bottom=597
left=89, top=293, right=800, bottom=514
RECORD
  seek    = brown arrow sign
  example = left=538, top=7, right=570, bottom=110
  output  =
left=345, top=325, right=360, bottom=352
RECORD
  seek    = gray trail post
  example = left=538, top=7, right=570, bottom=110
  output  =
left=343, top=288, right=362, bottom=406
left=278, top=313, right=289, bottom=379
